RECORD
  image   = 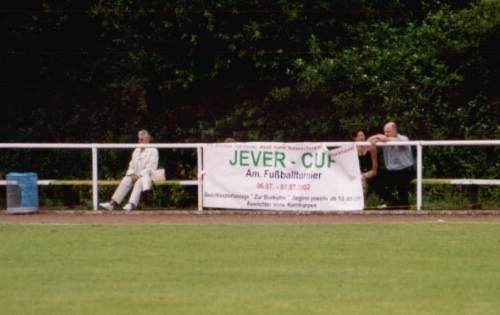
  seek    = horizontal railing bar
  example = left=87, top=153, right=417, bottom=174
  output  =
left=0, top=143, right=204, bottom=149
left=0, top=140, right=499, bottom=149
left=327, top=141, right=418, bottom=146
left=439, top=179, right=500, bottom=185
left=2, top=178, right=497, bottom=186
left=420, top=140, right=500, bottom=146
left=0, top=143, right=95, bottom=149
left=96, top=143, right=203, bottom=149
left=0, top=179, right=198, bottom=186
left=411, top=179, right=500, bottom=185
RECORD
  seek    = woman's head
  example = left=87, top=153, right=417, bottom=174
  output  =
left=351, top=128, right=366, bottom=142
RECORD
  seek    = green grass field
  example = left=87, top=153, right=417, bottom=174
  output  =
left=1, top=223, right=500, bottom=315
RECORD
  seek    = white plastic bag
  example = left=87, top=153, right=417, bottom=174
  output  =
left=150, top=168, right=166, bottom=181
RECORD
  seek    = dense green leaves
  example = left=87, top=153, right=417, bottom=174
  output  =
left=1, top=0, right=499, bottom=186
left=291, top=1, right=500, bottom=140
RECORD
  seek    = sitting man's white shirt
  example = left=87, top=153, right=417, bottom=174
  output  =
left=126, top=147, right=159, bottom=191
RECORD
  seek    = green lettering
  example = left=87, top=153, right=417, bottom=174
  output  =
left=328, top=154, right=336, bottom=167
left=263, top=151, right=273, bottom=167
left=251, top=151, right=262, bottom=166
left=240, top=150, right=249, bottom=166
left=229, top=150, right=238, bottom=165
left=301, top=152, right=313, bottom=168
left=275, top=152, right=286, bottom=167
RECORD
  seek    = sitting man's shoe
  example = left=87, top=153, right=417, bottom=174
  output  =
left=377, top=204, right=388, bottom=209
left=99, top=202, right=114, bottom=211
left=123, top=203, right=135, bottom=211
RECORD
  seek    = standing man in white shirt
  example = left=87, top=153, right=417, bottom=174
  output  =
left=368, top=122, right=415, bottom=208
left=99, top=130, right=159, bottom=211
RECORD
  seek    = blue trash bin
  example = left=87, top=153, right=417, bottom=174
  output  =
left=6, top=172, right=39, bottom=214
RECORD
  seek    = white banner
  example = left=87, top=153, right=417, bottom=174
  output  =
left=202, top=142, right=364, bottom=211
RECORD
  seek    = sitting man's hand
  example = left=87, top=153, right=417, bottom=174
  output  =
left=129, top=175, right=140, bottom=183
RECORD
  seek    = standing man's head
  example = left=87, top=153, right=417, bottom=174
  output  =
left=383, top=122, right=398, bottom=138
left=138, top=130, right=152, bottom=144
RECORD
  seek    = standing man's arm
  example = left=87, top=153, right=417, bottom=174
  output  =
left=368, top=134, right=401, bottom=143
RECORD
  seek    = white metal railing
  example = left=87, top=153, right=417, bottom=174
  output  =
left=0, top=143, right=204, bottom=211
left=1, top=140, right=499, bottom=211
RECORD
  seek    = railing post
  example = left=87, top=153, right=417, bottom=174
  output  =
left=92, top=145, right=98, bottom=211
left=416, top=142, right=423, bottom=211
left=197, top=145, right=203, bottom=211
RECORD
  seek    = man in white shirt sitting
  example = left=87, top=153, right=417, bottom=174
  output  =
left=99, top=130, right=159, bottom=211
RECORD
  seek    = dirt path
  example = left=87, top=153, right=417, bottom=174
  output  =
left=2, top=210, right=500, bottom=224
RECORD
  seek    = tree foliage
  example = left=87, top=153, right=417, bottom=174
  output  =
left=1, top=0, right=499, bottom=182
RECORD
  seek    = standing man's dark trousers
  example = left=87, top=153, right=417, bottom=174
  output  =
left=372, top=166, right=415, bottom=206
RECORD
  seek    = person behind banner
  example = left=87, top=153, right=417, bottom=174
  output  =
left=368, top=122, right=415, bottom=208
left=352, top=128, right=378, bottom=199
left=99, top=130, right=160, bottom=211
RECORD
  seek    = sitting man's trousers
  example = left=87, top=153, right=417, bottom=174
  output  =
left=112, top=176, right=145, bottom=206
